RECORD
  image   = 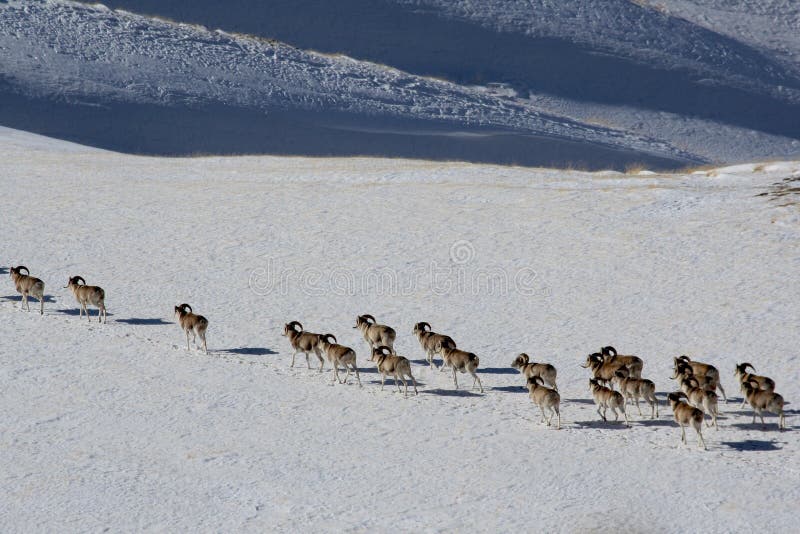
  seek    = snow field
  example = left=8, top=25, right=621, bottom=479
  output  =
left=1, top=129, right=799, bottom=531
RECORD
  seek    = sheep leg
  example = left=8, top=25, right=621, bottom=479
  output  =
left=471, top=371, right=484, bottom=393
left=353, top=365, right=361, bottom=387
left=290, top=350, right=297, bottom=368
left=452, top=368, right=459, bottom=389
left=634, top=396, right=642, bottom=416
left=409, top=372, right=418, bottom=395
left=401, top=375, right=408, bottom=397
left=315, top=348, right=324, bottom=373
left=201, top=332, right=208, bottom=354
left=555, top=407, right=561, bottom=430
left=680, top=424, right=687, bottom=445
left=305, top=352, right=311, bottom=370
left=597, top=405, right=606, bottom=421
left=22, top=293, right=29, bottom=311
left=695, top=422, right=707, bottom=450
left=185, top=330, right=191, bottom=351
left=395, top=373, right=403, bottom=393
left=380, top=372, right=386, bottom=391
left=717, top=383, right=727, bottom=402
left=331, top=362, right=339, bottom=384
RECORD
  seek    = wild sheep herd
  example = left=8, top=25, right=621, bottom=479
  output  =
left=8, top=265, right=789, bottom=450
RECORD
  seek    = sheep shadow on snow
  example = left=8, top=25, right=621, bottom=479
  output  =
left=478, top=367, right=518, bottom=375
left=421, top=388, right=482, bottom=398
left=116, top=317, right=173, bottom=326
left=720, top=440, right=784, bottom=452
left=492, top=385, right=527, bottom=394
left=1, top=294, right=56, bottom=303
left=221, top=347, right=278, bottom=356
left=55, top=308, right=113, bottom=318
left=572, top=420, right=630, bottom=430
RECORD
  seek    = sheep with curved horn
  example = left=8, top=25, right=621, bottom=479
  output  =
left=527, top=376, right=561, bottom=429
left=354, top=314, right=396, bottom=354
left=412, top=321, right=455, bottom=369
left=673, top=355, right=727, bottom=401
left=741, top=379, right=786, bottom=430
left=369, top=346, right=417, bottom=397
left=174, top=303, right=208, bottom=354
left=589, top=378, right=629, bottom=426
left=441, top=345, right=484, bottom=393
left=672, top=359, right=726, bottom=404
left=9, top=265, right=45, bottom=315
left=600, top=346, right=643, bottom=379
left=282, top=321, right=324, bottom=370
left=668, top=392, right=707, bottom=450
left=678, top=374, right=719, bottom=430
left=318, top=333, right=361, bottom=386
left=734, top=363, right=776, bottom=409
left=612, top=370, right=658, bottom=419
left=511, top=353, right=558, bottom=390
left=582, top=352, right=627, bottom=389
left=65, top=276, right=106, bottom=323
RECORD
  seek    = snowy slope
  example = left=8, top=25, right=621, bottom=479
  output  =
left=74, top=0, right=800, bottom=163
left=0, top=0, right=698, bottom=170
left=2, top=0, right=800, bottom=167
left=2, top=127, right=799, bottom=531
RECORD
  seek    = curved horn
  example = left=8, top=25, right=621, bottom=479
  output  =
left=601, top=346, right=617, bottom=356
left=178, top=303, right=193, bottom=313
left=676, top=355, right=690, bottom=363
left=378, top=345, right=392, bottom=355
left=742, top=362, right=756, bottom=372
left=323, top=333, right=337, bottom=344
left=420, top=321, right=431, bottom=331
left=519, top=353, right=530, bottom=364
left=287, top=320, right=303, bottom=332
left=17, top=265, right=29, bottom=275
left=75, top=276, right=86, bottom=285
left=362, top=314, right=376, bottom=324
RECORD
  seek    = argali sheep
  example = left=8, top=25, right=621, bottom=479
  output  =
left=65, top=275, right=106, bottom=323
left=318, top=333, right=361, bottom=386
left=527, top=376, right=561, bottom=429
left=9, top=265, right=45, bottom=315
left=673, top=355, right=727, bottom=402
left=672, top=361, right=726, bottom=404
left=734, top=363, right=776, bottom=409
left=678, top=375, right=719, bottom=430
left=582, top=352, right=628, bottom=389
left=589, top=378, right=629, bottom=426
left=354, top=314, right=396, bottom=354
left=667, top=392, right=707, bottom=450
left=412, top=321, right=455, bottom=369
left=441, top=345, right=484, bottom=393
left=612, top=371, right=658, bottom=419
left=600, top=346, right=644, bottom=379
left=174, top=303, right=208, bottom=354
left=741, top=379, right=786, bottom=430
left=511, top=353, right=558, bottom=390
left=369, top=346, right=417, bottom=397
left=282, top=321, right=324, bottom=370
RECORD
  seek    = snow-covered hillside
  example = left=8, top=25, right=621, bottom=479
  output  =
left=1, top=0, right=799, bottom=166
left=2, top=127, right=798, bottom=531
